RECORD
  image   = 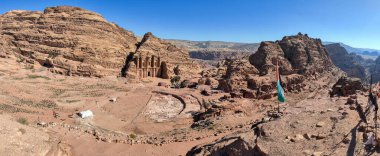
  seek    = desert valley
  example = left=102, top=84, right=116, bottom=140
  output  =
left=1, top=5, right=380, bottom=156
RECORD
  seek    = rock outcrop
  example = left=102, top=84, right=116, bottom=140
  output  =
left=369, top=57, right=380, bottom=83
left=122, top=32, right=201, bottom=79
left=0, top=6, right=200, bottom=78
left=186, top=131, right=267, bottom=156
left=325, top=43, right=366, bottom=80
left=216, top=33, right=341, bottom=99
left=331, top=77, right=363, bottom=97
left=218, top=58, right=259, bottom=92
left=0, top=114, right=57, bottom=155
left=0, top=6, right=138, bottom=77
left=250, top=33, right=333, bottom=76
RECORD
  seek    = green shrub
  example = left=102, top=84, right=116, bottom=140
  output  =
left=17, top=117, right=29, bottom=125
left=180, top=80, right=189, bottom=88
left=170, top=76, right=181, bottom=88
left=48, top=50, right=60, bottom=58
left=36, top=100, right=57, bottom=109
left=16, top=56, right=25, bottom=63
left=66, top=99, right=81, bottom=103
left=129, top=133, right=137, bottom=140
left=27, top=75, right=51, bottom=80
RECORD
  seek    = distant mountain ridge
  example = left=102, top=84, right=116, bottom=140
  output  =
left=325, top=43, right=367, bottom=80
left=167, top=39, right=259, bottom=52
left=168, top=39, right=380, bottom=56
left=323, top=42, right=380, bottom=58
left=167, top=39, right=259, bottom=61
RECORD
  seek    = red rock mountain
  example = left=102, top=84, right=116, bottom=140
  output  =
left=250, top=33, right=334, bottom=76
left=217, top=33, right=343, bottom=99
left=0, top=6, right=199, bottom=78
left=325, top=43, right=366, bottom=80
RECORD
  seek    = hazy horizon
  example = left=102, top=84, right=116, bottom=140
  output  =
left=1, top=0, right=380, bottom=49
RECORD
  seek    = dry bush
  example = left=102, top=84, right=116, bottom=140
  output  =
left=17, top=117, right=29, bottom=125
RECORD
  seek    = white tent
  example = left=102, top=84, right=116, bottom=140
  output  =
left=79, top=110, right=94, bottom=118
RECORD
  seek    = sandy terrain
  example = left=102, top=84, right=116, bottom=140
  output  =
left=0, top=57, right=270, bottom=155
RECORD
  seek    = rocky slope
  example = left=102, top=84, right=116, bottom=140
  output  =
left=324, top=42, right=380, bottom=59
left=0, top=6, right=138, bottom=77
left=325, top=43, right=366, bottom=80
left=369, top=57, right=380, bottom=83
left=0, top=6, right=198, bottom=78
left=250, top=33, right=334, bottom=76
left=0, top=114, right=64, bottom=156
left=188, top=89, right=368, bottom=156
left=214, top=33, right=343, bottom=100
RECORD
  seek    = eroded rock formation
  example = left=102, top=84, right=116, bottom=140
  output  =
left=325, top=43, right=366, bottom=80
left=215, top=33, right=341, bottom=99
left=0, top=6, right=200, bottom=78
left=0, top=6, right=138, bottom=77
left=122, top=32, right=201, bottom=79
left=250, top=33, right=333, bottom=76
left=186, top=131, right=267, bottom=156
left=331, top=76, right=364, bottom=97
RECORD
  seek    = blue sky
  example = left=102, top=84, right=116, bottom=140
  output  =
left=1, top=0, right=380, bottom=49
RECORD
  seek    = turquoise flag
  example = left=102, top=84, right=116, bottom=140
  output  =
left=277, top=78, right=285, bottom=103
left=276, top=60, right=285, bottom=103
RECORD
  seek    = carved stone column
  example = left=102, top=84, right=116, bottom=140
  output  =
left=138, top=57, right=142, bottom=69
left=151, top=55, right=155, bottom=68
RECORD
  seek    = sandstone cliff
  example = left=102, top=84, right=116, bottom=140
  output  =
left=250, top=33, right=333, bottom=76
left=325, top=43, right=366, bottom=80
left=369, top=57, right=380, bottom=83
left=122, top=32, right=201, bottom=79
left=215, top=33, right=342, bottom=99
left=0, top=6, right=138, bottom=77
left=0, top=6, right=199, bottom=78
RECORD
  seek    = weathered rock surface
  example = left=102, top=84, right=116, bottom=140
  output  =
left=0, top=115, right=57, bottom=156
left=122, top=32, right=201, bottom=79
left=250, top=33, right=333, bottom=76
left=0, top=6, right=137, bottom=77
left=331, top=76, right=363, bottom=96
left=186, top=131, right=268, bottom=156
left=325, top=43, right=366, bottom=80
left=218, top=58, right=259, bottom=92
left=0, top=6, right=200, bottom=78
left=216, top=33, right=341, bottom=99
left=369, top=57, right=380, bottom=83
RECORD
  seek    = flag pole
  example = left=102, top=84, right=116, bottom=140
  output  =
left=277, top=57, right=280, bottom=114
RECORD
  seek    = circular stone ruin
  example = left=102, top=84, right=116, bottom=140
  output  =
left=144, top=93, right=184, bottom=122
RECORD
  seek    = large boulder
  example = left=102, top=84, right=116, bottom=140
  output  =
left=186, top=131, right=268, bottom=156
left=331, top=76, right=363, bottom=96
left=217, top=58, right=258, bottom=92
left=249, top=41, right=293, bottom=75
